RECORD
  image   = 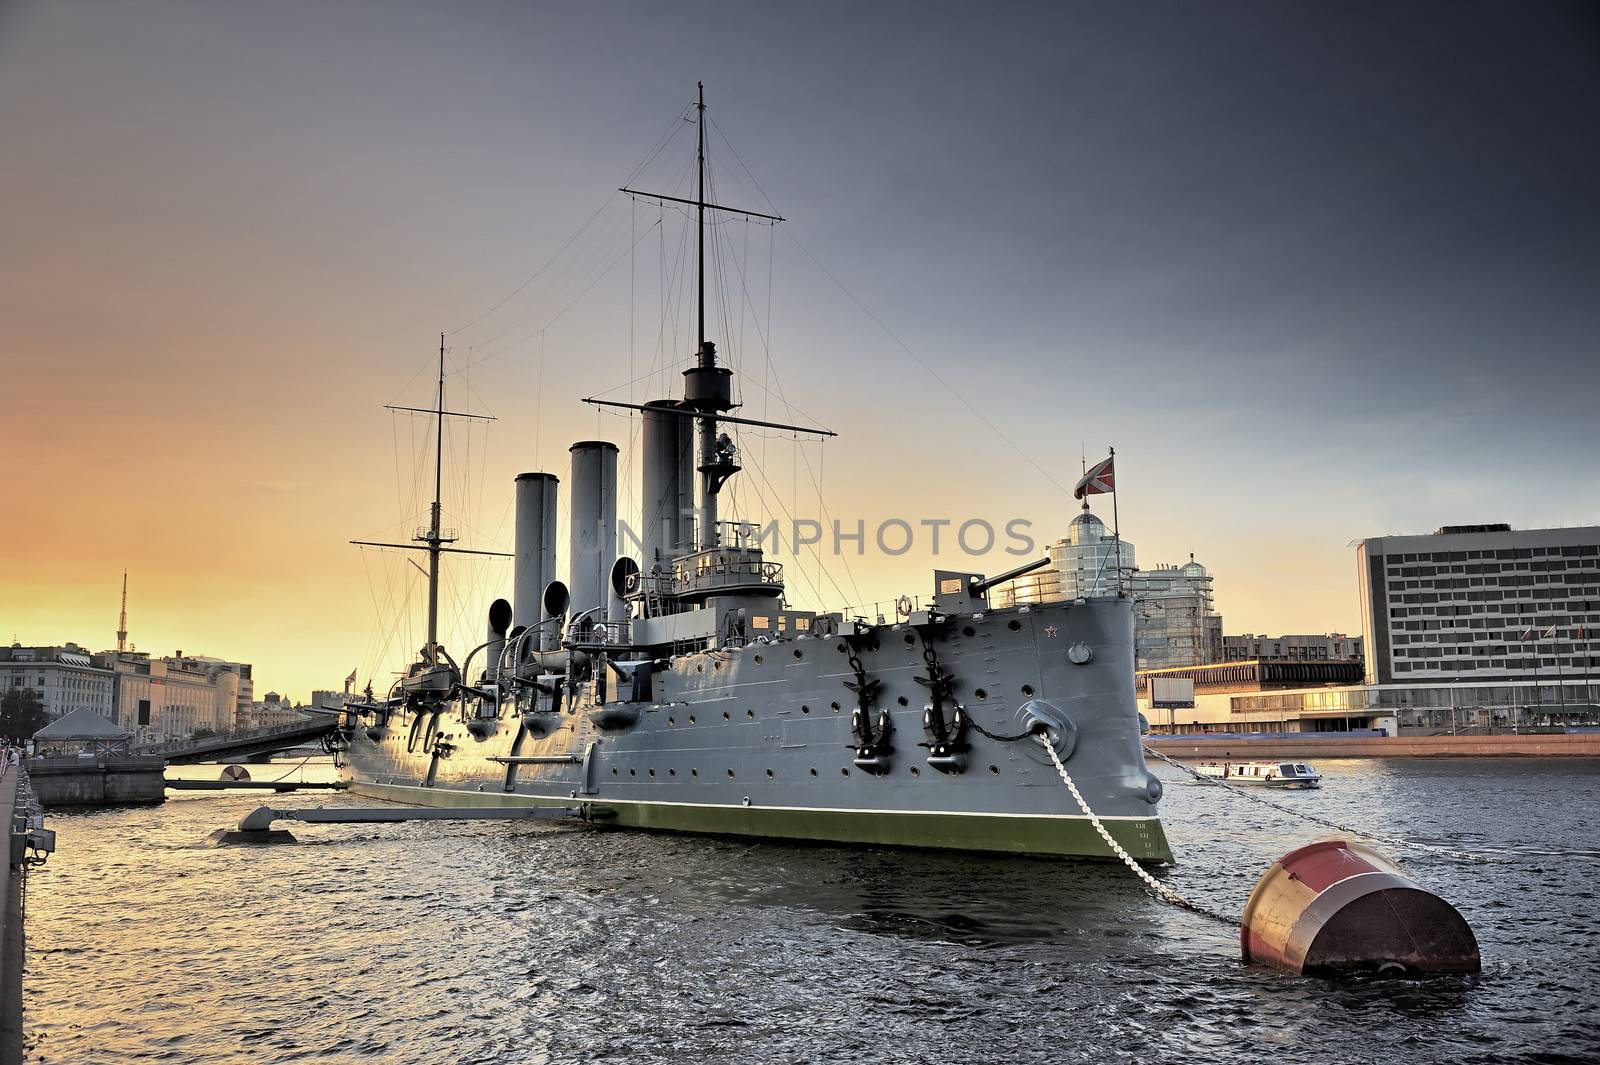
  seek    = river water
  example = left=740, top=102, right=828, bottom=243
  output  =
left=22, top=757, right=1600, bottom=1064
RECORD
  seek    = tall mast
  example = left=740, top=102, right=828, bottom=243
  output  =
left=697, top=81, right=706, bottom=354
left=694, top=82, right=719, bottom=548
left=615, top=85, right=801, bottom=553
left=427, top=332, right=445, bottom=663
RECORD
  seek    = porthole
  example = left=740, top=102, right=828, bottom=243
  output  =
left=1008, top=620, right=1022, bottom=632
left=766, top=769, right=774, bottom=779
left=648, top=768, right=656, bottom=777
left=801, top=704, right=811, bottom=715
left=975, top=688, right=988, bottom=701
left=1021, top=684, right=1035, bottom=697
left=667, top=716, right=675, bottom=726
left=793, top=649, right=803, bottom=660
left=989, top=764, right=1000, bottom=775
left=809, top=768, right=818, bottom=776
left=714, top=661, right=723, bottom=671
left=629, top=768, right=636, bottom=777
left=963, top=626, right=976, bottom=638
left=669, top=768, right=676, bottom=777
left=836, top=643, right=848, bottom=654
left=746, top=709, right=755, bottom=719
left=727, top=769, right=735, bottom=779
left=691, top=768, right=699, bottom=777
left=611, top=768, right=618, bottom=777
left=723, top=711, right=731, bottom=721
left=903, top=633, right=916, bottom=645
left=697, top=663, right=704, bottom=673
left=754, top=654, right=764, bottom=665
left=841, top=767, right=851, bottom=777
left=897, top=696, right=908, bottom=707
left=830, top=701, right=841, bottom=712
left=910, top=766, right=920, bottom=778
left=688, top=715, right=696, bottom=725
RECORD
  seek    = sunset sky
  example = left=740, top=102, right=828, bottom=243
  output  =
left=3, top=1, right=1597, bottom=700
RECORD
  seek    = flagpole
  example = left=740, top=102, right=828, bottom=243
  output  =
left=1109, top=446, right=1122, bottom=597
left=1552, top=628, right=1567, bottom=719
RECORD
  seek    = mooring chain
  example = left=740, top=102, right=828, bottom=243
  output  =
left=1140, top=745, right=1508, bottom=866
left=1039, top=736, right=1236, bottom=926
left=964, top=716, right=1039, bottom=744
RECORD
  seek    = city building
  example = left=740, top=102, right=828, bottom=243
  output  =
left=249, top=691, right=309, bottom=729
left=0, top=643, right=117, bottom=720
left=177, top=654, right=254, bottom=728
left=1130, top=556, right=1223, bottom=670
left=992, top=506, right=1223, bottom=670
left=1137, top=660, right=1383, bottom=734
left=1136, top=523, right=1600, bottom=736
left=1222, top=633, right=1363, bottom=662
left=1358, top=523, right=1600, bottom=685
left=109, top=653, right=241, bottom=741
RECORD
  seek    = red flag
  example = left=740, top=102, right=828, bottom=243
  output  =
left=1543, top=625, right=1558, bottom=638
left=1519, top=628, right=1535, bottom=641
left=1074, top=455, right=1115, bottom=499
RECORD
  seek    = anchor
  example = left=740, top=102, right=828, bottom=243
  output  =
left=914, top=633, right=968, bottom=774
left=843, top=649, right=893, bottom=773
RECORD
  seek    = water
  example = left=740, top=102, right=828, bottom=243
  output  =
left=23, top=757, right=1600, bottom=1064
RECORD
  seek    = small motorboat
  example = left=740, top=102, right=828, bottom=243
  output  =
left=1197, top=760, right=1322, bottom=789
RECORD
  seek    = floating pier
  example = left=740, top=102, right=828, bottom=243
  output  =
left=209, top=803, right=586, bottom=845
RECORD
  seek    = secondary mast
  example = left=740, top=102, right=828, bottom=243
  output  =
left=427, top=332, right=447, bottom=663
left=351, top=335, right=510, bottom=681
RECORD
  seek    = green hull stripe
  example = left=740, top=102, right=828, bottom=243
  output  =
left=347, top=780, right=1174, bottom=863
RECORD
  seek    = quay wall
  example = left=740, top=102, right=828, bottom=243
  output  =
left=1146, top=732, right=1600, bottom=759
left=26, top=757, right=166, bottom=807
left=2, top=766, right=25, bottom=1065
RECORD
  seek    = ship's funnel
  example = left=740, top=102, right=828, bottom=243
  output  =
left=641, top=401, right=694, bottom=571
left=568, top=441, right=618, bottom=630
left=514, top=472, right=558, bottom=650
left=610, top=556, right=640, bottom=628
left=485, top=598, right=512, bottom=682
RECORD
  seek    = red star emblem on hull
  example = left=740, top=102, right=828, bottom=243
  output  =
left=1044, top=626, right=1058, bottom=637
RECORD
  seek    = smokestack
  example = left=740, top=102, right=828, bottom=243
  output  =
left=568, top=441, right=619, bottom=629
left=514, top=472, right=558, bottom=651
left=641, top=401, right=694, bottom=571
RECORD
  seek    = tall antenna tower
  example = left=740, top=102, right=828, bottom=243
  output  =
left=117, top=570, right=129, bottom=653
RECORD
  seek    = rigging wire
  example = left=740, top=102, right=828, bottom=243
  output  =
left=447, top=102, right=693, bottom=341
left=783, top=228, right=1075, bottom=499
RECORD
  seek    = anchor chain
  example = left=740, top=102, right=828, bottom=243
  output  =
left=1141, top=745, right=1507, bottom=866
left=1039, top=736, right=1236, bottom=927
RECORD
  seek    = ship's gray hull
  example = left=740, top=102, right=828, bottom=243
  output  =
left=341, top=597, right=1172, bottom=862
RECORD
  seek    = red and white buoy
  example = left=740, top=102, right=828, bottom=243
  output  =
left=1240, top=839, right=1480, bottom=976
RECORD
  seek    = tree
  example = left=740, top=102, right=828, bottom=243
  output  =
left=0, top=688, right=51, bottom=741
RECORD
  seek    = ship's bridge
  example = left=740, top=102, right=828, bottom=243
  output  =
left=666, top=545, right=784, bottom=603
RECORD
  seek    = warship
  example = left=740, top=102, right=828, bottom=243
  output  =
left=335, top=87, right=1172, bottom=863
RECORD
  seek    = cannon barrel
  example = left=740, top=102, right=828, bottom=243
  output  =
left=970, top=557, right=1052, bottom=597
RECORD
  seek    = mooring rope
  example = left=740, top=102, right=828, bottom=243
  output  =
left=1141, top=745, right=1508, bottom=866
left=1038, top=736, right=1236, bottom=926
